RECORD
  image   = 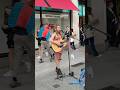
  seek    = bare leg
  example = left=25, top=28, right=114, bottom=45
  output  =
left=55, top=52, right=63, bottom=78
left=39, top=41, right=44, bottom=63
left=4, top=48, right=14, bottom=77
left=8, top=48, right=14, bottom=70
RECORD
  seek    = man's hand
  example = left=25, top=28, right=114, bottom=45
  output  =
left=2, top=25, right=8, bottom=29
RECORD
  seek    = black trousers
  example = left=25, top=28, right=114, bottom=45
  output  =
left=115, top=30, right=120, bottom=47
left=107, top=26, right=117, bottom=46
left=85, top=37, right=99, bottom=56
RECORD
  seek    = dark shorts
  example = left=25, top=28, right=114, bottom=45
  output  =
left=37, top=37, right=46, bottom=46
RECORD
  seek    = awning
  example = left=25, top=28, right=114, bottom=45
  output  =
left=47, top=0, right=78, bottom=10
left=35, top=0, right=79, bottom=11
left=35, top=0, right=48, bottom=8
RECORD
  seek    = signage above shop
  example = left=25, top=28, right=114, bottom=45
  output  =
left=45, top=14, right=60, bottom=18
left=35, top=13, right=69, bottom=19
left=35, top=6, right=70, bottom=13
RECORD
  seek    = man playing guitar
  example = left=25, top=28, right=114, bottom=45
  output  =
left=50, top=25, right=66, bottom=78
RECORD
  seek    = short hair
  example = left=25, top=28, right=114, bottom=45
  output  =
left=106, top=0, right=113, bottom=7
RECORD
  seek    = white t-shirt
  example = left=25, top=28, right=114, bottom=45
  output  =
left=85, top=15, right=97, bottom=38
left=70, top=38, right=74, bottom=42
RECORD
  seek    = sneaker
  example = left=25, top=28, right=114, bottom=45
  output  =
left=3, top=70, right=13, bottom=77
left=45, top=52, right=49, bottom=57
left=71, top=54, right=75, bottom=60
left=10, top=81, right=21, bottom=88
left=39, top=59, right=44, bottom=63
left=96, top=54, right=102, bottom=58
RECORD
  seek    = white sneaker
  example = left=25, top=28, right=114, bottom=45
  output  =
left=3, top=70, right=13, bottom=77
left=45, top=52, right=49, bottom=57
left=25, top=62, right=31, bottom=72
left=96, top=54, right=102, bottom=58
left=71, top=54, right=75, bottom=60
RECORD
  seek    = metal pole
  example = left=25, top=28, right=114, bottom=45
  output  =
left=78, top=0, right=80, bottom=44
left=40, top=7, right=42, bottom=25
left=69, top=10, right=71, bottom=74
left=81, top=1, right=84, bottom=43
left=68, top=10, right=73, bottom=75
left=69, top=10, right=72, bottom=30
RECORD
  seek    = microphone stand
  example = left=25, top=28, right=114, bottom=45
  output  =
left=67, top=36, right=75, bottom=77
left=59, top=32, right=78, bottom=80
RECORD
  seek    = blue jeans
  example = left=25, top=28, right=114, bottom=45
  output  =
left=85, top=37, right=99, bottom=56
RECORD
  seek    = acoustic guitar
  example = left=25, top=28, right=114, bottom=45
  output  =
left=51, top=42, right=67, bottom=52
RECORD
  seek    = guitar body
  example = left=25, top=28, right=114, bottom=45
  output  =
left=51, top=43, right=67, bottom=52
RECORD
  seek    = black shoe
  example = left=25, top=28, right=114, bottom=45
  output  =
left=58, top=68, right=63, bottom=75
left=55, top=67, right=65, bottom=80
left=39, top=59, right=44, bottom=63
left=56, top=67, right=59, bottom=74
left=50, top=54, right=54, bottom=62
left=56, top=67, right=63, bottom=77
left=10, top=81, right=21, bottom=88
left=73, top=47, right=76, bottom=50
left=10, top=77, right=21, bottom=88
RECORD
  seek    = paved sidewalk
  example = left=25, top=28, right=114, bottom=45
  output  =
left=35, top=46, right=85, bottom=90
left=86, top=46, right=120, bottom=90
left=0, top=46, right=85, bottom=90
left=0, top=62, right=34, bottom=90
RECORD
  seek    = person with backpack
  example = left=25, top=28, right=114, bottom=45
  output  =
left=36, top=24, right=51, bottom=63
left=1, top=6, right=15, bottom=77
left=9, top=0, right=34, bottom=88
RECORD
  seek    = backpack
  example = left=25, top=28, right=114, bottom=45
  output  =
left=8, top=2, right=24, bottom=28
left=38, top=25, right=51, bottom=41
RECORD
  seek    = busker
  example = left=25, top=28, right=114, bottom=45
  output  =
left=50, top=25, right=67, bottom=78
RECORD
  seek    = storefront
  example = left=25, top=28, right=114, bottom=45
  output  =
left=35, top=8, right=70, bottom=31
left=35, top=0, right=86, bottom=48
left=35, top=0, right=79, bottom=48
left=35, top=8, right=71, bottom=48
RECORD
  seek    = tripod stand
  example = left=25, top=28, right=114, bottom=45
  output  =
left=66, top=39, right=79, bottom=78
left=67, top=41, right=75, bottom=77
